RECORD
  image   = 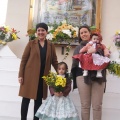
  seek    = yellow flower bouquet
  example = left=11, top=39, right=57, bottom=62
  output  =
left=47, top=20, right=79, bottom=60
left=42, top=71, right=66, bottom=92
left=0, top=26, right=19, bottom=45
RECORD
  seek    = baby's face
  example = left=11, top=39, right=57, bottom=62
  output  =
left=91, top=35, right=99, bottom=43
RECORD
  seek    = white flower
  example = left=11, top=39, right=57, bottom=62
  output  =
left=73, top=27, right=79, bottom=36
left=46, top=33, right=53, bottom=40
left=61, top=20, right=67, bottom=24
left=62, top=30, right=71, bottom=37
left=6, top=33, right=10, bottom=39
left=35, top=33, right=37, bottom=37
left=48, top=26, right=54, bottom=32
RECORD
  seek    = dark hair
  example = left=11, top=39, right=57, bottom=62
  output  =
left=91, top=33, right=103, bottom=42
left=36, top=22, right=48, bottom=31
left=58, top=62, right=69, bottom=78
left=78, top=25, right=91, bottom=43
left=58, top=62, right=68, bottom=73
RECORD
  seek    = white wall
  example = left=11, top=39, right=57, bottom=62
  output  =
left=5, top=0, right=30, bottom=58
left=0, top=0, right=8, bottom=25
left=101, top=0, right=120, bottom=53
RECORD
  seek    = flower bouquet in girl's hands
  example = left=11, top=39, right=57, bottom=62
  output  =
left=42, top=71, right=66, bottom=92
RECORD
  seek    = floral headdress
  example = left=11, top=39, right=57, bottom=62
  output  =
left=90, top=26, right=102, bottom=42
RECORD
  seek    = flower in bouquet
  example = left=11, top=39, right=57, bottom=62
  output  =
left=42, top=71, right=66, bottom=92
left=107, top=61, right=120, bottom=77
left=0, top=26, right=20, bottom=45
left=46, top=20, right=79, bottom=60
left=46, top=20, right=79, bottom=43
left=113, top=30, right=120, bottom=47
left=90, top=26, right=101, bottom=34
left=27, top=28, right=36, bottom=40
left=62, top=45, right=72, bottom=61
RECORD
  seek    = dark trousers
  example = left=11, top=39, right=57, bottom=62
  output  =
left=21, top=79, right=43, bottom=120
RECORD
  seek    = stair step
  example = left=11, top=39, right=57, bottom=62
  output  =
left=106, top=74, right=120, bottom=93
left=0, top=101, right=34, bottom=118
left=70, top=90, right=120, bottom=109
left=0, top=71, right=19, bottom=86
left=0, top=57, right=20, bottom=70
left=0, top=116, right=32, bottom=120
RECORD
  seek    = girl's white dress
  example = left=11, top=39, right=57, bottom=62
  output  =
left=89, top=41, right=110, bottom=66
left=35, top=95, right=79, bottom=120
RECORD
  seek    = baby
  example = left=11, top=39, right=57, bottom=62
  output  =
left=79, top=33, right=110, bottom=77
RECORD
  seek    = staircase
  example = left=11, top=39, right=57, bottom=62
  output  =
left=0, top=45, right=33, bottom=120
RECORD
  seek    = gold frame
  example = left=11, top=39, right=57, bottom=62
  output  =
left=28, top=0, right=102, bottom=29
left=28, top=0, right=34, bottom=29
left=96, top=0, right=102, bottom=29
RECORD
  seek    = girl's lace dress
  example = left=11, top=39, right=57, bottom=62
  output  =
left=35, top=95, right=79, bottom=120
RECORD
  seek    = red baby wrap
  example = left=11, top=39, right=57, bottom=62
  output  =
left=72, top=53, right=109, bottom=70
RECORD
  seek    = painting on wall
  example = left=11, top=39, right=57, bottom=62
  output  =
left=29, top=0, right=101, bottom=28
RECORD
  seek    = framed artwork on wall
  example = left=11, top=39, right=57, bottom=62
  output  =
left=28, top=0, right=102, bottom=29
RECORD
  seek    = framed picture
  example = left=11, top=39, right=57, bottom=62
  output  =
left=28, top=0, right=102, bottom=29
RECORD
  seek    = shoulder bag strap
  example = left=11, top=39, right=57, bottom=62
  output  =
left=50, top=43, right=52, bottom=66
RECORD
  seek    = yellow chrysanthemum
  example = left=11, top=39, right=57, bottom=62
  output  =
left=61, top=24, right=67, bottom=29
left=1, top=41, right=7, bottom=45
left=0, top=40, right=2, bottom=44
left=4, top=26, right=10, bottom=32
left=55, top=76, right=66, bottom=87
left=116, top=30, right=120, bottom=35
left=53, top=32, right=57, bottom=38
left=12, top=33, right=18, bottom=40
left=67, top=25, right=72, bottom=29
left=57, top=26, right=62, bottom=31
left=42, top=71, right=67, bottom=92
left=63, top=23, right=68, bottom=27
left=73, top=32, right=77, bottom=38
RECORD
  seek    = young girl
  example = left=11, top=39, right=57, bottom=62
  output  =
left=73, top=33, right=110, bottom=77
left=35, top=62, right=79, bottom=120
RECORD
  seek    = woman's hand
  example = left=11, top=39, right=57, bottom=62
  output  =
left=87, top=47, right=96, bottom=54
left=104, top=52, right=111, bottom=57
left=104, top=49, right=111, bottom=57
left=18, top=77, right=24, bottom=85
left=54, top=92, right=63, bottom=97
